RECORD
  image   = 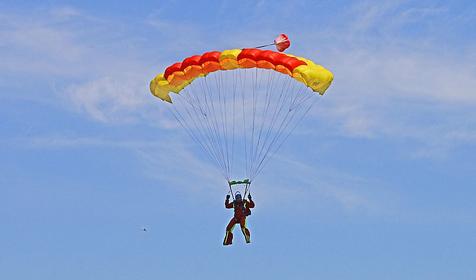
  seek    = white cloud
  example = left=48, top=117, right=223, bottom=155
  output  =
left=313, top=43, right=476, bottom=156
left=0, top=15, right=86, bottom=78
left=21, top=133, right=224, bottom=194
left=2, top=2, right=476, bottom=190
left=0, top=7, right=174, bottom=123
left=252, top=153, right=395, bottom=217
left=65, top=75, right=151, bottom=123
left=20, top=132, right=386, bottom=213
left=290, top=1, right=476, bottom=156
left=135, top=141, right=223, bottom=192
left=49, top=6, right=82, bottom=20
left=348, top=0, right=401, bottom=33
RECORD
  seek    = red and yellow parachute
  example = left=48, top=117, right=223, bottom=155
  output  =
left=149, top=37, right=334, bottom=190
left=150, top=48, right=333, bottom=103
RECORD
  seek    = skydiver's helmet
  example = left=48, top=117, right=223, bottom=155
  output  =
left=235, top=192, right=242, bottom=202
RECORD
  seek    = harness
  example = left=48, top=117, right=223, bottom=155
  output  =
left=234, top=200, right=251, bottom=217
left=227, top=179, right=252, bottom=218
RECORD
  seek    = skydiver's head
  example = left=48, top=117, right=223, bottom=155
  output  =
left=235, top=192, right=242, bottom=202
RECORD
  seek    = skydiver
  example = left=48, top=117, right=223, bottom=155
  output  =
left=223, top=192, right=255, bottom=245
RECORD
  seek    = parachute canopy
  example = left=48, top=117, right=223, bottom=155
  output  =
left=149, top=45, right=333, bottom=183
left=150, top=48, right=333, bottom=103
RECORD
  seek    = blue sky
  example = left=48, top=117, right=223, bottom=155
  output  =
left=1, top=0, right=476, bottom=279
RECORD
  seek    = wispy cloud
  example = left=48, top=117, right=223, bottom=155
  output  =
left=49, top=6, right=82, bottom=20
left=135, top=142, right=223, bottom=192
left=19, top=133, right=224, bottom=193
left=253, top=153, right=397, bottom=217
left=3, top=2, right=475, bottom=196
left=65, top=75, right=152, bottom=123
left=20, top=132, right=386, bottom=213
left=0, top=11, right=86, bottom=79
left=0, top=6, right=171, bottom=123
left=290, top=1, right=476, bottom=157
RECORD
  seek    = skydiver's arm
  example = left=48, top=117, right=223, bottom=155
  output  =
left=225, top=196, right=233, bottom=208
left=246, top=199, right=255, bottom=208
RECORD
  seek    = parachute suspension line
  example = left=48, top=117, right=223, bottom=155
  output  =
left=288, top=85, right=315, bottom=112
left=249, top=68, right=258, bottom=179
left=200, top=88, right=232, bottom=179
left=178, top=88, right=229, bottom=178
left=168, top=68, right=319, bottom=183
left=206, top=73, right=229, bottom=177
left=221, top=71, right=232, bottom=179
left=250, top=72, right=316, bottom=180
left=249, top=69, right=280, bottom=179
left=180, top=87, right=220, bottom=164
left=184, top=82, right=228, bottom=178
left=214, top=73, right=230, bottom=178
left=167, top=103, right=228, bottom=179
left=179, top=75, right=227, bottom=180
left=215, top=71, right=229, bottom=177
left=254, top=100, right=317, bottom=178
left=243, top=182, right=251, bottom=200
left=228, top=182, right=235, bottom=200
left=249, top=73, right=292, bottom=180
left=252, top=83, right=302, bottom=179
left=254, top=43, right=275, bottom=49
left=249, top=68, right=259, bottom=178
left=240, top=69, right=249, bottom=179
left=203, top=74, right=229, bottom=179
left=252, top=68, right=269, bottom=179
left=229, top=70, right=238, bottom=179
left=250, top=69, right=274, bottom=173
left=246, top=69, right=253, bottom=178
left=253, top=92, right=318, bottom=179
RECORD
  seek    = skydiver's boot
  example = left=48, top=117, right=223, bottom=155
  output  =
left=223, top=231, right=233, bottom=246
left=242, top=227, right=251, bottom=243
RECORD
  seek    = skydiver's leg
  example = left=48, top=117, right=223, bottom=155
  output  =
left=223, top=218, right=237, bottom=246
left=239, top=218, right=251, bottom=243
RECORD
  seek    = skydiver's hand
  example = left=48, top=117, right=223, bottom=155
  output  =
left=226, top=195, right=230, bottom=200
left=248, top=194, right=252, bottom=200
